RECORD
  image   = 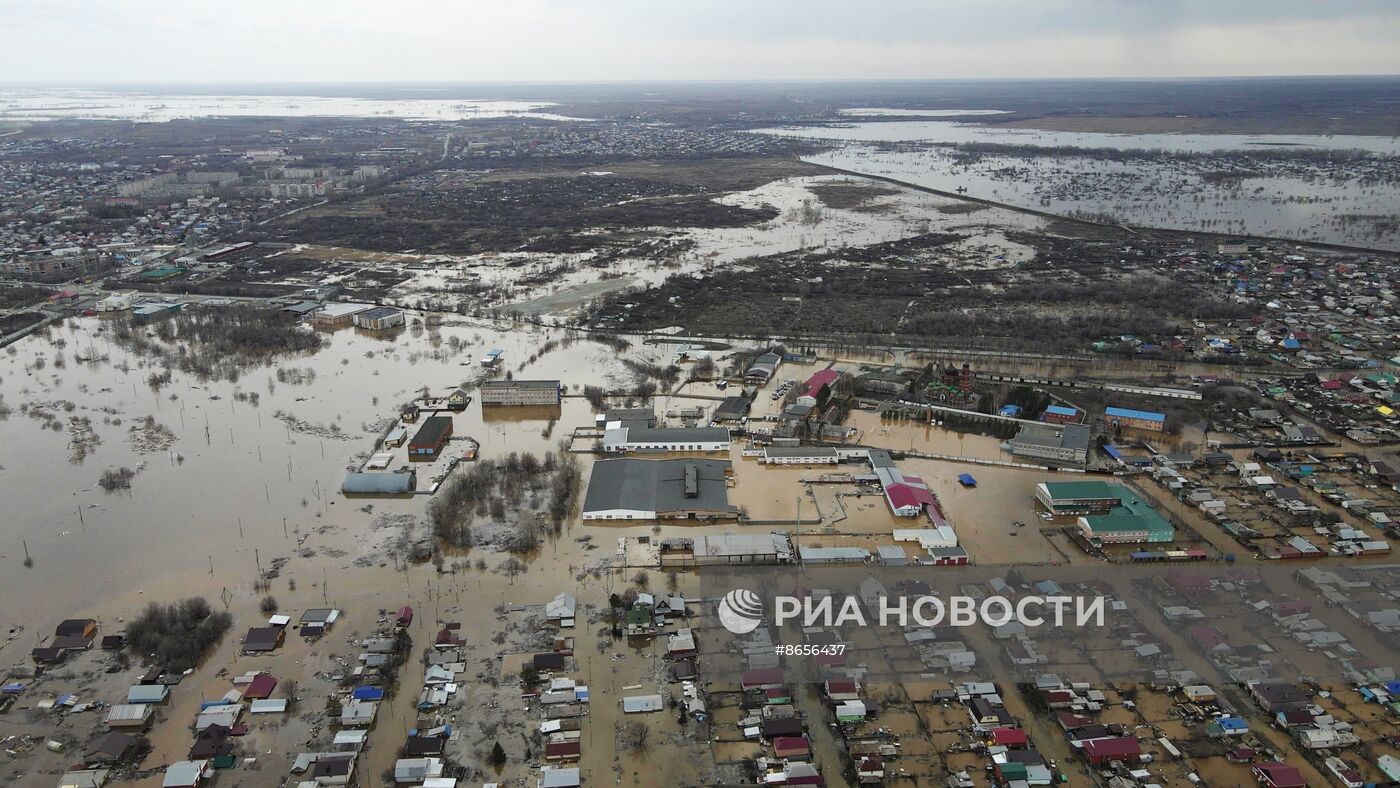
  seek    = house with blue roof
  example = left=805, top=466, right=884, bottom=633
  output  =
left=1207, top=716, right=1249, bottom=737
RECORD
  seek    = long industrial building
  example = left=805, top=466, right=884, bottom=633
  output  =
left=582, top=458, right=738, bottom=521
left=479, top=379, right=561, bottom=406
left=601, top=425, right=730, bottom=453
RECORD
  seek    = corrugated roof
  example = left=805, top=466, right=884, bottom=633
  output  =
left=1039, top=481, right=1120, bottom=501
left=583, top=458, right=736, bottom=516
left=481, top=379, right=560, bottom=391
left=342, top=472, right=414, bottom=494
left=1105, top=406, right=1166, bottom=422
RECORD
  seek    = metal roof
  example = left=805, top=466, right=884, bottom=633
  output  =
left=410, top=416, right=452, bottom=446
left=1014, top=423, right=1090, bottom=451
left=616, top=426, right=730, bottom=444
left=583, top=458, right=736, bottom=515
left=765, top=446, right=838, bottom=458
left=480, top=379, right=560, bottom=390
left=342, top=471, right=414, bottom=494
left=1105, top=406, right=1166, bottom=422
left=355, top=306, right=401, bottom=320
left=621, top=694, right=664, bottom=713
left=1038, top=481, right=1121, bottom=501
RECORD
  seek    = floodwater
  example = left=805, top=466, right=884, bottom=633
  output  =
left=757, top=119, right=1400, bottom=155
left=0, top=315, right=631, bottom=621
left=0, top=312, right=738, bottom=785
left=0, top=88, right=584, bottom=122
left=428, top=174, right=1043, bottom=320
left=754, top=120, right=1400, bottom=249
left=838, top=108, right=1013, bottom=117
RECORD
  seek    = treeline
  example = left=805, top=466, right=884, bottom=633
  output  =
left=429, top=449, right=582, bottom=552
left=111, top=307, right=322, bottom=381
left=125, top=597, right=233, bottom=671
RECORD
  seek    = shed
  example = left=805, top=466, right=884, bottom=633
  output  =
left=241, top=626, right=283, bottom=653
left=621, top=694, right=664, bottom=713
left=105, top=704, right=153, bottom=729
left=539, top=767, right=581, bottom=787
left=343, top=471, right=416, bottom=495
left=126, top=685, right=169, bottom=705
left=161, top=760, right=208, bottom=788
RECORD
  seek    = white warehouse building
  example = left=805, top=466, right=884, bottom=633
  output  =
left=602, top=426, right=730, bottom=453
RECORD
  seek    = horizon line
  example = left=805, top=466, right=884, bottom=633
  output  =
left=3, top=74, right=1400, bottom=87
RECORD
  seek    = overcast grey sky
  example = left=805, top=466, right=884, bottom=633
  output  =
left=3, top=0, right=1398, bottom=82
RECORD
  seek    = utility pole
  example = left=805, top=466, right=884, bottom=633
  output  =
left=794, top=497, right=803, bottom=572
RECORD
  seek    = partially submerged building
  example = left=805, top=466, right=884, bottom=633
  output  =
left=745, top=352, right=782, bottom=383
left=1036, top=481, right=1173, bottom=544
left=479, top=379, right=561, bottom=406
left=582, top=458, right=738, bottom=521
left=1105, top=406, right=1167, bottom=432
left=408, top=416, right=453, bottom=460
left=341, top=470, right=415, bottom=495
left=351, top=306, right=405, bottom=331
left=601, top=425, right=730, bottom=453
left=311, top=302, right=372, bottom=327
left=1010, top=423, right=1090, bottom=467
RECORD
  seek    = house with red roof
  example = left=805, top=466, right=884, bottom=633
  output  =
left=1187, top=624, right=1232, bottom=654
left=242, top=673, right=277, bottom=700
left=1253, top=761, right=1305, bottom=788
left=855, top=755, right=884, bottom=783
left=773, top=736, right=811, bottom=760
left=989, top=727, right=1029, bottom=748
left=1163, top=572, right=1212, bottom=595
left=545, top=740, right=581, bottom=762
left=1080, top=736, right=1141, bottom=765
left=741, top=669, right=785, bottom=690
left=824, top=679, right=859, bottom=701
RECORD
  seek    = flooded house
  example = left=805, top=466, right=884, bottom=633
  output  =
left=105, top=703, right=154, bottom=730
left=125, top=684, right=170, bottom=705
left=241, top=626, right=285, bottom=654
left=84, top=732, right=135, bottom=766
left=160, top=760, right=211, bottom=788
left=446, top=386, right=471, bottom=410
